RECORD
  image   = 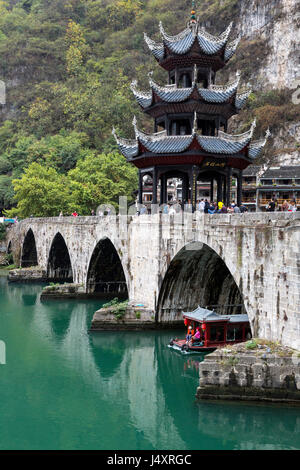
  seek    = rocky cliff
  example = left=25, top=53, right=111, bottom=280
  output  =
left=227, top=0, right=300, bottom=166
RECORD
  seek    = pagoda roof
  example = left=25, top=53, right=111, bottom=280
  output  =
left=130, top=74, right=251, bottom=112
left=183, top=305, right=249, bottom=324
left=144, top=21, right=239, bottom=69
left=113, top=118, right=270, bottom=163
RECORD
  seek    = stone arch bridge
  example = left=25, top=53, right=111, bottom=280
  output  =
left=7, top=212, right=300, bottom=350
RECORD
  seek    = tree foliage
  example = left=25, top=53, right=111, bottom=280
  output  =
left=7, top=152, right=138, bottom=217
left=0, top=0, right=298, bottom=215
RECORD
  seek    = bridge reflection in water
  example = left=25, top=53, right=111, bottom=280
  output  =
left=1, top=278, right=299, bottom=450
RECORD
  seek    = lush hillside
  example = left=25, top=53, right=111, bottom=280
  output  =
left=0, top=0, right=299, bottom=215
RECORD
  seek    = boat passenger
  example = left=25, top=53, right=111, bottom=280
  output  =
left=186, top=326, right=193, bottom=344
left=192, top=327, right=201, bottom=343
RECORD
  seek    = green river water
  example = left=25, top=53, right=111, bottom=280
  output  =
left=0, top=276, right=299, bottom=450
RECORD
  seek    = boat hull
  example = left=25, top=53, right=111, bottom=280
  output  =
left=168, top=339, right=216, bottom=354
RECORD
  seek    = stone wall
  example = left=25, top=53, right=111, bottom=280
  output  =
left=196, top=342, right=300, bottom=403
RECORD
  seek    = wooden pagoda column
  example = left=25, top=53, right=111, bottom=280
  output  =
left=138, top=171, right=143, bottom=205
left=152, top=167, right=158, bottom=205
left=223, top=176, right=227, bottom=204
left=160, top=175, right=164, bottom=205
left=217, top=176, right=223, bottom=203
left=210, top=179, right=214, bottom=202
left=189, top=166, right=198, bottom=211
left=175, top=67, right=179, bottom=87
left=160, top=174, right=167, bottom=204
left=237, top=170, right=243, bottom=207
left=226, top=167, right=232, bottom=207
left=182, top=176, right=188, bottom=204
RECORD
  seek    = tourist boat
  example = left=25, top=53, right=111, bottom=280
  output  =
left=169, top=306, right=252, bottom=354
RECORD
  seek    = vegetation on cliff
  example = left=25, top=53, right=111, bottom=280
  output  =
left=0, top=0, right=298, bottom=216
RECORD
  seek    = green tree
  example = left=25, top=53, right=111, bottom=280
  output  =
left=6, top=163, right=71, bottom=218
left=0, top=174, right=14, bottom=212
left=67, top=151, right=138, bottom=214
left=4, top=130, right=90, bottom=176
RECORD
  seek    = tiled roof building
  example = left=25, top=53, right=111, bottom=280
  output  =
left=113, top=5, right=270, bottom=208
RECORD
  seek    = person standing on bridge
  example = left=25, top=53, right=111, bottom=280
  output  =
left=267, top=198, right=276, bottom=212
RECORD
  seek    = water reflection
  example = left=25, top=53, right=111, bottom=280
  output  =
left=91, top=333, right=125, bottom=378
left=196, top=402, right=300, bottom=450
left=1, top=276, right=300, bottom=450
left=22, top=294, right=37, bottom=306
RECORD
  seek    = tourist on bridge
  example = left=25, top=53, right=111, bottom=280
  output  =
left=240, top=204, right=248, bottom=213
left=281, top=200, right=290, bottom=212
left=208, top=202, right=217, bottom=214
left=218, top=201, right=223, bottom=211
left=169, top=205, right=176, bottom=216
left=267, top=198, right=276, bottom=212
left=198, top=199, right=205, bottom=212
left=289, top=201, right=297, bottom=212
left=204, top=199, right=210, bottom=214
left=163, top=203, right=169, bottom=214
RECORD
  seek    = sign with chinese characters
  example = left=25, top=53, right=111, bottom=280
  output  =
left=202, top=160, right=226, bottom=168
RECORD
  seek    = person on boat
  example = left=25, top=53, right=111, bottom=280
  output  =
left=192, top=327, right=202, bottom=344
left=186, top=326, right=193, bottom=344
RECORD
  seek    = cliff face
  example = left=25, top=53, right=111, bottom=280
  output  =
left=238, top=0, right=300, bottom=90
left=224, top=0, right=300, bottom=167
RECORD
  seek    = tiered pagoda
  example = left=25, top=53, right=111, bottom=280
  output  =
left=113, top=5, right=270, bottom=209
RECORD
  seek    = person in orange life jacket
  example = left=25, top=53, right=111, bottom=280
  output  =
left=186, top=326, right=193, bottom=344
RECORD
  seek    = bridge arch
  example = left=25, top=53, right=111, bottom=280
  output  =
left=21, top=228, right=38, bottom=268
left=47, top=232, right=73, bottom=282
left=86, top=237, right=128, bottom=298
left=157, top=241, right=245, bottom=324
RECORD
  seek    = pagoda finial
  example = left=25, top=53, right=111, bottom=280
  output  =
left=190, top=0, right=197, bottom=23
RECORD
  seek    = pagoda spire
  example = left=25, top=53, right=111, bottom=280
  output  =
left=190, top=0, right=197, bottom=24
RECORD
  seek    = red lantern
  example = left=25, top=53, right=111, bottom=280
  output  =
left=184, top=318, right=188, bottom=326
left=201, top=323, right=206, bottom=330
